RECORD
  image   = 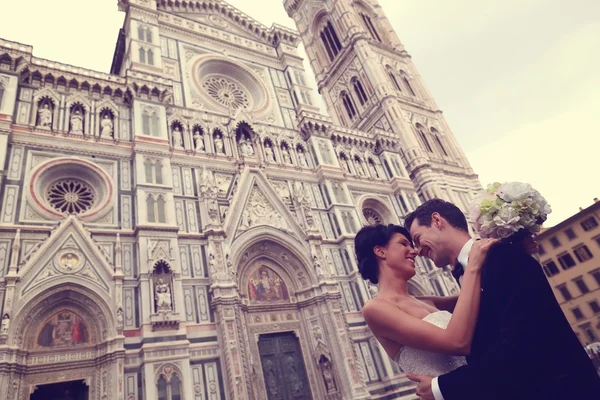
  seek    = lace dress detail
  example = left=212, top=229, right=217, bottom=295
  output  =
left=393, top=310, right=467, bottom=376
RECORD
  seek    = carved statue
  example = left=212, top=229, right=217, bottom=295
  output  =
left=172, top=126, right=184, bottom=148
left=281, top=146, right=292, bottom=164
left=321, top=360, right=337, bottom=393
left=208, top=253, right=216, bottom=275
left=155, top=278, right=172, bottom=310
left=214, top=134, right=224, bottom=154
left=226, top=254, right=236, bottom=280
left=116, top=308, right=123, bottom=327
left=297, top=148, right=308, bottom=167
left=240, top=138, right=254, bottom=157
left=355, top=161, right=365, bottom=176
left=368, top=283, right=379, bottom=297
left=368, top=161, right=380, bottom=178
left=70, top=109, right=84, bottom=133
left=313, top=255, right=324, bottom=278
left=101, top=114, right=113, bottom=137
left=193, top=131, right=205, bottom=151
left=0, top=314, right=9, bottom=335
left=37, top=103, right=53, bottom=128
left=325, top=255, right=334, bottom=276
left=264, top=143, right=275, bottom=162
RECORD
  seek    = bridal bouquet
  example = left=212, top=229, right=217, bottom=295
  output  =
left=468, top=182, right=552, bottom=241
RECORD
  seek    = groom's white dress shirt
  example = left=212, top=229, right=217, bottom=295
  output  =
left=431, top=238, right=474, bottom=400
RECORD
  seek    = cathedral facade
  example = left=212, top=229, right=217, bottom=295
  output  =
left=0, top=0, right=480, bottom=399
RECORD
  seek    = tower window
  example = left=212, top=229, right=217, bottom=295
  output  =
left=321, top=21, right=343, bottom=61
left=138, top=48, right=146, bottom=64
left=361, top=14, right=381, bottom=42
left=353, top=79, right=368, bottom=105
left=417, top=126, right=433, bottom=153
left=387, top=68, right=401, bottom=91
left=401, top=72, right=417, bottom=96
left=341, top=92, right=357, bottom=121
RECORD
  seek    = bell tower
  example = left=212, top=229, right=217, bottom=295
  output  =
left=285, top=0, right=479, bottom=201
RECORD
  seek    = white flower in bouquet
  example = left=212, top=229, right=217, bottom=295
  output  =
left=468, top=182, right=552, bottom=240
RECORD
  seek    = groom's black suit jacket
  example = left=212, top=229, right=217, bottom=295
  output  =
left=438, top=242, right=600, bottom=400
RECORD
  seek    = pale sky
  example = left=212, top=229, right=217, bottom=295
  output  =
left=1, top=0, right=598, bottom=226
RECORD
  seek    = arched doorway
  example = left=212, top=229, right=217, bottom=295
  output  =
left=30, top=380, right=88, bottom=400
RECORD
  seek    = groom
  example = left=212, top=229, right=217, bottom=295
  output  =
left=404, top=199, right=600, bottom=400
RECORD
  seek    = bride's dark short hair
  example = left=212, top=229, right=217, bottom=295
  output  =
left=354, top=224, right=412, bottom=284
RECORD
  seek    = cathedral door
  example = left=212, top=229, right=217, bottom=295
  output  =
left=30, top=379, right=88, bottom=400
left=258, top=332, right=312, bottom=400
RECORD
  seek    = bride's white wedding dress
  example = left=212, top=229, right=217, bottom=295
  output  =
left=394, top=310, right=467, bottom=376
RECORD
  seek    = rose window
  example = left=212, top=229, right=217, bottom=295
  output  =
left=46, top=179, right=96, bottom=214
left=363, top=208, right=383, bottom=225
left=202, top=77, right=249, bottom=110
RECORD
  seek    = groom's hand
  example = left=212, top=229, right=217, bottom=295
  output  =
left=406, top=373, right=435, bottom=400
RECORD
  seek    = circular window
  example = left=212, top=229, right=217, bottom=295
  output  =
left=202, top=77, right=250, bottom=111
left=29, top=158, right=113, bottom=221
left=46, top=179, right=96, bottom=214
left=191, top=55, right=270, bottom=116
left=363, top=208, right=383, bottom=225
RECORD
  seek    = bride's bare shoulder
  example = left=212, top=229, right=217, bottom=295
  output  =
left=362, top=298, right=408, bottom=321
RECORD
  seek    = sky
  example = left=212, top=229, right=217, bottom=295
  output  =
left=1, top=0, right=598, bottom=226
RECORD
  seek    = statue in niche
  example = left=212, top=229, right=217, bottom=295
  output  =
left=313, top=255, right=324, bottom=278
left=0, top=314, right=9, bottom=335
left=70, top=109, right=84, bottom=134
left=368, top=161, right=380, bottom=178
left=297, top=148, right=308, bottom=167
left=116, top=308, right=123, bottom=328
left=172, top=126, right=183, bottom=148
left=264, top=142, right=275, bottom=162
left=193, top=130, right=204, bottom=151
left=208, top=253, right=216, bottom=275
left=101, top=114, right=113, bottom=137
left=214, top=133, right=224, bottom=154
left=240, top=137, right=254, bottom=156
left=320, top=357, right=337, bottom=393
left=226, top=254, right=236, bottom=280
left=368, top=283, right=379, bottom=297
left=355, top=161, right=365, bottom=176
left=154, top=278, right=172, bottom=310
left=281, top=145, right=292, bottom=164
left=37, top=103, right=53, bottom=128
left=340, top=157, right=350, bottom=173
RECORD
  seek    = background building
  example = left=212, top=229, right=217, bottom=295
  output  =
left=537, top=199, right=600, bottom=346
left=0, top=0, right=480, bottom=399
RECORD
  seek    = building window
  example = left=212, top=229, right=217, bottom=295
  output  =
left=157, top=373, right=182, bottom=400
left=550, top=236, right=561, bottom=248
left=360, top=13, right=382, bottom=42
left=557, top=252, right=576, bottom=270
left=574, top=245, right=593, bottom=263
left=387, top=68, right=402, bottom=91
left=434, top=134, right=448, bottom=157
left=400, top=72, right=417, bottom=96
left=591, top=269, right=600, bottom=286
left=0, top=84, right=4, bottom=109
left=572, top=307, right=585, bottom=320
left=589, top=300, right=600, bottom=314
left=138, top=25, right=145, bottom=41
left=147, top=195, right=166, bottom=223
left=557, top=285, right=572, bottom=301
left=341, top=92, right=357, bottom=121
left=565, top=228, right=577, bottom=240
left=580, top=323, right=598, bottom=343
left=582, top=217, right=599, bottom=232
left=574, top=277, right=590, bottom=294
left=147, top=49, right=154, bottom=66
left=138, top=47, right=146, bottom=64
left=144, top=159, right=153, bottom=183
left=416, top=125, right=433, bottom=153
left=538, top=244, right=546, bottom=255
left=320, top=21, right=342, bottom=61
left=542, top=260, right=560, bottom=277
left=353, top=79, right=368, bottom=105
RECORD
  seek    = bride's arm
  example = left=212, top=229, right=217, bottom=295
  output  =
left=416, top=296, right=459, bottom=312
left=362, top=239, right=496, bottom=356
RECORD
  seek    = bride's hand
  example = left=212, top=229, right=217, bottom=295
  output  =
left=466, top=238, right=499, bottom=272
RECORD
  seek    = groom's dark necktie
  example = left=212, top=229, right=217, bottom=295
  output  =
left=452, top=260, right=464, bottom=286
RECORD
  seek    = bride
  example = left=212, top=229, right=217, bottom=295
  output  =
left=356, top=224, right=497, bottom=377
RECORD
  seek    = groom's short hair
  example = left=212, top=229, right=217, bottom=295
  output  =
left=404, top=198, right=469, bottom=232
